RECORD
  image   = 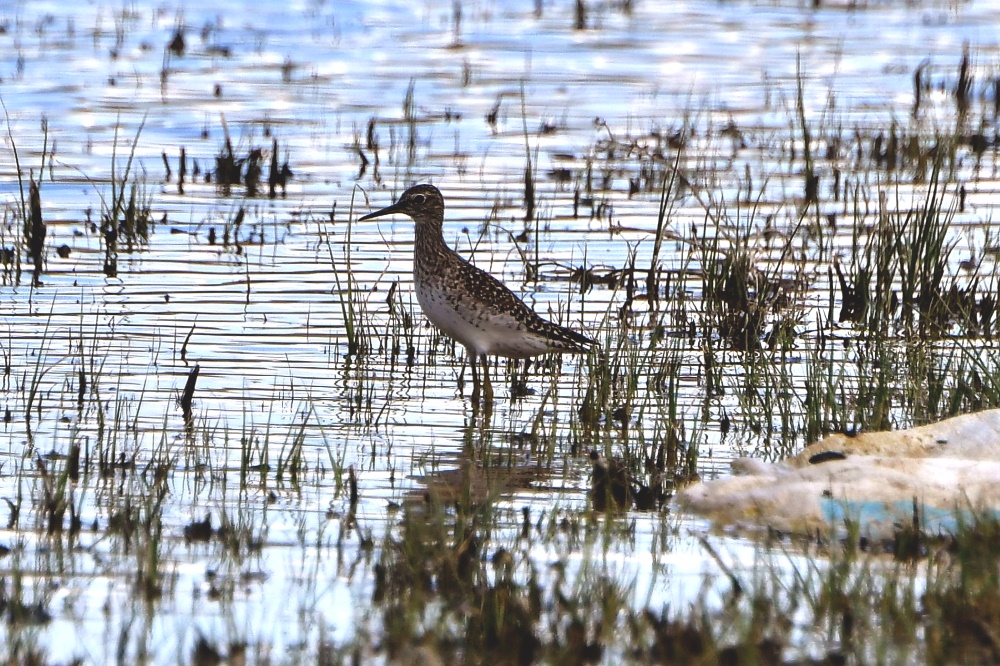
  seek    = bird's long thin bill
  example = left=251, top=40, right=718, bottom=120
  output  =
left=358, top=202, right=402, bottom=221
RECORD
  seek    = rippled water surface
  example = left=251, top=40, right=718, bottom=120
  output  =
left=1, top=0, right=999, bottom=662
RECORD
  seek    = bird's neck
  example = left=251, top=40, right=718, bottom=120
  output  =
left=414, top=220, right=450, bottom=263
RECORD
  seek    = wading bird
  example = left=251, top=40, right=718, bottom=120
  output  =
left=359, top=184, right=594, bottom=406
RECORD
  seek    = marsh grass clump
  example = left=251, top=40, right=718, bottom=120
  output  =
left=611, top=512, right=1000, bottom=665
left=211, top=123, right=293, bottom=198
left=365, top=499, right=633, bottom=665
left=696, top=203, right=805, bottom=354
left=99, top=121, right=154, bottom=277
left=319, top=196, right=378, bottom=362
left=1, top=111, right=49, bottom=287
left=556, top=50, right=1000, bottom=474
left=588, top=449, right=632, bottom=511
left=267, top=138, right=293, bottom=198
left=213, top=129, right=241, bottom=191
left=381, top=280, right=418, bottom=378
left=343, top=498, right=1000, bottom=664
left=834, top=157, right=969, bottom=340
left=922, top=513, right=1000, bottom=663
left=572, top=228, right=704, bottom=507
left=34, top=454, right=82, bottom=538
left=25, top=176, right=44, bottom=287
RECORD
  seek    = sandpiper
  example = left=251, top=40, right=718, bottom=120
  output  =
left=358, top=184, right=595, bottom=405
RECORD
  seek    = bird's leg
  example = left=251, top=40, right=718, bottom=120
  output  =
left=469, top=349, right=481, bottom=404
left=479, top=353, right=494, bottom=404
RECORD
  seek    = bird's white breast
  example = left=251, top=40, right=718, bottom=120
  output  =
left=415, top=281, right=549, bottom=358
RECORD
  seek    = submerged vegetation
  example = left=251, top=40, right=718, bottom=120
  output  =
left=344, top=502, right=1000, bottom=665
left=0, top=1, right=999, bottom=663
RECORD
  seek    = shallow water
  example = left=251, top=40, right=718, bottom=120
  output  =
left=1, top=0, right=999, bottom=662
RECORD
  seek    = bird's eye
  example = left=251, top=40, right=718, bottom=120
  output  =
left=411, top=193, right=426, bottom=204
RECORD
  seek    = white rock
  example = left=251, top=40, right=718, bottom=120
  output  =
left=677, top=409, right=1000, bottom=535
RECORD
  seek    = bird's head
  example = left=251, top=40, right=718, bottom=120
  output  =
left=358, top=184, right=444, bottom=226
